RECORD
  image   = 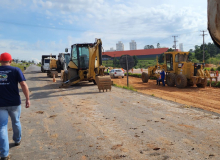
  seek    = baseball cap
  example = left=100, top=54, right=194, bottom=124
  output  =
left=0, top=52, right=12, bottom=61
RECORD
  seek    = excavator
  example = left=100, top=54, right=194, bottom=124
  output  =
left=60, top=39, right=112, bottom=92
left=208, top=0, right=220, bottom=48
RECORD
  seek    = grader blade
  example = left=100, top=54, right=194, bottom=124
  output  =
left=95, top=75, right=112, bottom=92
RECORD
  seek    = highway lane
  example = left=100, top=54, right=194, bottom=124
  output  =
left=6, top=65, right=220, bottom=160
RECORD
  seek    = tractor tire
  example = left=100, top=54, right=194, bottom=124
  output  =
left=142, top=72, right=149, bottom=83
left=197, top=79, right=207, bottom=88
left=166, top=73, right=176, bottom=87
left=175, top=74, right=187, bottom=88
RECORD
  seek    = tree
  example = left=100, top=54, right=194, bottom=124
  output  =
left=150, top=45, right=154, bottom=49
left=195, top=47, right=210, bottom=62
left=144, top=45, right=150, bottom=49
left=167, top=48, right=174, bottom=52
left=189, top=49, right=194, bottom=53
left=113, top=57, right=120, bottom=68
left=144, top=45, right=154, bottom=49
left=158, top=53, right=164, bottom=64
left=133, top=55, right=138, bottom=67
left=157, top=43, right=160, bottom=48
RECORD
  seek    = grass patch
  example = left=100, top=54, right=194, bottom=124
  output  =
left=113, top=83, right=137, bottom=91
left=124, top=72, right=142, bottom=78
left=151, top=94, right=155, bottom=96
left=0, top=62, right=30, bottom=72
left=11, top=63, right=30, bottom=72
left=207, top=81, right=220, bottom=88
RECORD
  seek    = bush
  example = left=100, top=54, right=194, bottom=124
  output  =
left=124, top=73, right=142, bottom=78
left=150, top=77, right=157, bottom=80
left=210, top=68, right=216, bottom=71
left=215, top=81, right=220, bottom=87
left=217, top=66, right=220, bottom=71
left=207, top=81, right=220, bottom=87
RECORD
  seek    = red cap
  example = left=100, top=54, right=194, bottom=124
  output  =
left=1, top=52, right=12, bottom=61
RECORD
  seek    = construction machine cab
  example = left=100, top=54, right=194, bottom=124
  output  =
left=164, top=52, right=189, bottom=72
left=71, top=43, right=93, bottom=70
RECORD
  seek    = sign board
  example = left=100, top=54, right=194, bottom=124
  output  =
left=119, top=55, right=134, bottom=70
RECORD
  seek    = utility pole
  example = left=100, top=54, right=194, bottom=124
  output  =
left=200, top=30, right=207, bottom=63
left=114, top=54, right=116, bottom=68
left=172, top=36, right=178, bottom=51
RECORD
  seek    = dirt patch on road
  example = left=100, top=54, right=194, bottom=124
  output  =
left=112, top=77, right=220, bottom=114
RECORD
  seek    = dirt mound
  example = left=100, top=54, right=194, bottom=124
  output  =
left=112, top=77, right=220, bottom=114
left=205, top=64, right=216, bottom=68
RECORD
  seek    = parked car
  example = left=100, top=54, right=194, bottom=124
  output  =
left=110, top=69, right=124, bottom=78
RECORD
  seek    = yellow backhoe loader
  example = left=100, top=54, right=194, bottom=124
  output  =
left=60, top=39, right=112, bottom=92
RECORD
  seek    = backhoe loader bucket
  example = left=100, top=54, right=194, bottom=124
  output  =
left=95, top=75, right=112, bottom=92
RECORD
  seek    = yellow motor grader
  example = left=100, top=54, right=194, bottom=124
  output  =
left=142, top=52, right=217, bottom=88
left=60, top=39, right=112, bottom=92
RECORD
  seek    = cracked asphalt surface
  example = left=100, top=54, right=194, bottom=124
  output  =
left=6, top=65, right=220, bottom=160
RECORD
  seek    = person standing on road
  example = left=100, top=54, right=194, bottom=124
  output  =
left=0, top=52, right=30, bottom=160
left=157, top=69, right=165, bottom=86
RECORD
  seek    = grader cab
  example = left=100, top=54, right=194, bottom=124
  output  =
left=142, top=52, right=217, bottom=88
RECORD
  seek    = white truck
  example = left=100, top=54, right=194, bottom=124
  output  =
left=41, top=55, right=56, bottom=72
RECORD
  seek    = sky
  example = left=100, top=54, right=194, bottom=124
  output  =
left=0, top=0, right=213, bottom=63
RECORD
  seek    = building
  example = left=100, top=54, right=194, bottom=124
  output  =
left=116, top=41, right=124, bottom=51
left=102, top=48, right=169, bottom=60
left=179, top=43, right=183, bottom=51
left=105, top=47, right=116, bottom=52
left=129, top=40, right=137, bottom=50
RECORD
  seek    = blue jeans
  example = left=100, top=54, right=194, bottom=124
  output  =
left=157, top=78, right=165, bottom=86
left=0, top=105, right=21, bottom=157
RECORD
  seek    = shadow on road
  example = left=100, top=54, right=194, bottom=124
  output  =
left=30, top=90, right=100, bottom=100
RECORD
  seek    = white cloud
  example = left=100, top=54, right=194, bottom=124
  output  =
left=0, top=0, right=214, bottom=61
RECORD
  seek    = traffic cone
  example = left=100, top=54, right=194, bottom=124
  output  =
left=53, top=74, right=56, bottom=82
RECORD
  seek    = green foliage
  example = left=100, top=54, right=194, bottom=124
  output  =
left=207, top=57, right=220, bottom=65
left=150, top=77, right=157, bottom=80
left=217, top=66, right=220, bottom=71
left=133, top=55, right=138, bottom=67
left=124, top=72, right=142, bottom=78
left=113, top=57, right=120, bottom=68
left=113, top=84, right=137, bottom=91
left=207, top=81, right=220, bottom=87
left=210, top=68, right=216, bottom=71
left=216, top=82, right=220, bottom=88
left=195, top=49, right=210, bottom=62
left=158, top=53, right=164, bottom=64
left=10, top=62, right=30, bottom=71
left=167, top=48, right=174, bottom=52
left=194, top=42, right=220, bottom=62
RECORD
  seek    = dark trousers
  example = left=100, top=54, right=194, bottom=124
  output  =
left=157, top=79, right=165, bottom=86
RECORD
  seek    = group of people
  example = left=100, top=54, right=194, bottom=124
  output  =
left=157, top=69, right=166, bottom=86
left=0, top=52, right=30, bottom=160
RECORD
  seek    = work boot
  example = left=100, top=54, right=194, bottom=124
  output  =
left=1, top=155, right=10, bottom=160
left=15, top=139, right=21, bottom=146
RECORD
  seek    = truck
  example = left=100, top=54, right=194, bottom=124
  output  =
left=41, top=55, right=56, bottom=73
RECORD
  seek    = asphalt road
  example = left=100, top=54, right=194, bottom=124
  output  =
left=7, top=65, right=220, bottom=160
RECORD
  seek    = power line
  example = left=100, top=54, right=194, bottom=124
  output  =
left=200, top=30, right=207, bottom=63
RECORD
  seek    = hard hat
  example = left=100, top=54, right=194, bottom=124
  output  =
left=0, top=52, right=12, bottom=61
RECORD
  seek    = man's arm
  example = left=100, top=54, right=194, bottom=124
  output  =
left=19, top=81, right=30, bottom=108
